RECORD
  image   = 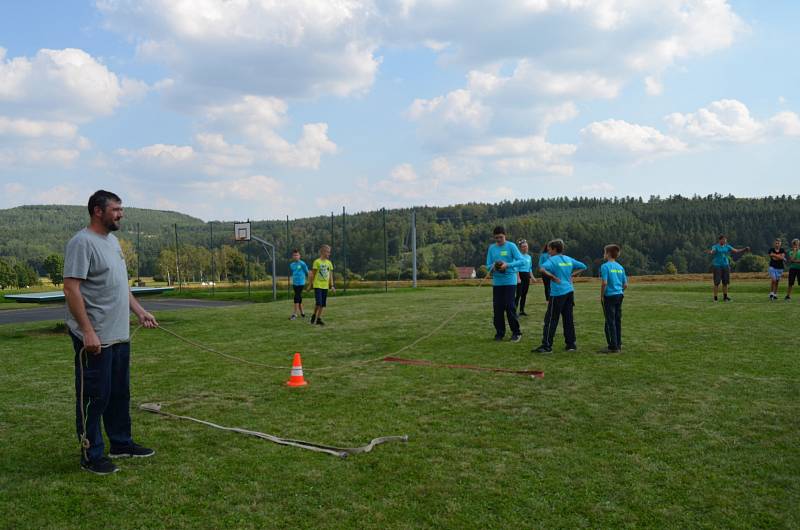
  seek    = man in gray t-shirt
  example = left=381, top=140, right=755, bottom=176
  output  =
left=64, top=190, right=158, bottom=475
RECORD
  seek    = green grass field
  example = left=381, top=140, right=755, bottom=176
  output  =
left=1, top=281, right=798, bottom=528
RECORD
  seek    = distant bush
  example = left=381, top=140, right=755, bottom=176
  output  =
left=735, top=254, right=769, bottom=272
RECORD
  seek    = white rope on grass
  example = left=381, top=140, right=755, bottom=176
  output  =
left=139, top=402, right=408, bottom=458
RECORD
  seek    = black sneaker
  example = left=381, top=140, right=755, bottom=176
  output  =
left=785, top=296, right=791, bottom=301
left=290, top=314, right=297, bottom=320
left=494, top=336, right=504, bottom=342
left=109, top=443, right=155, bottom=459
left=300, top=313, right=306, bottom=318
left=316, top=318, right=325, bottom=326
left=713, top=296, right=718, bottom=302
left=532, top=346, right=552, bottom=353
left=519, top=311, right=528, bottom=316
left=510, top=334, right=522, bottom=343
left=565, top=345, right=577, bottom=352
left=723, top=296, right=732, bottom=302
left=597, top=347, right=620, bottom=354
left=81, top=456, right=119, bottom=475
left=310, top=315, right=317, bottom=324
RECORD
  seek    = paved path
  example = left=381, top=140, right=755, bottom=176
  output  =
left=0, top=298, right=246, bottom=325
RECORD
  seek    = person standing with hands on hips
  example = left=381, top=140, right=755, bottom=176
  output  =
left=532, top=239, right=587, bottom=353
left=63, top=190, right=158, bottom=475
left=486, top=226, right=527, bottom=343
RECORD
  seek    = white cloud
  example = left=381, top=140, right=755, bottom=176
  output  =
left=185, top=174, right=295, bottom=218
left=397, top=1, right=745, bottom=155
left=34, top=185, right=82, bottom=204
left=195, top=133, right=255, bottom=169
left=768, top=111, right=800, bottom=137
left=579, top=181, right=615, bottom=193
left=666, top=99, right=763, bottom=143
left=202, top=95, right=337, bottom=169
left=0, top=116, right=78, bottom=139
left=664, top=99, right=800, bottom=143
left=580, top=119, right=687, bottom=159
left=97, top=0, right=380, bottom=100
left=468, top=62, right=622, bottom=101
left=464, top=135, right=577, bottom=175
left=408, top=89, right=490, bottom=128
left=4, top=182, right=25, bottom=195
left=644, top=76, right=663, bottom=96
left=117, top=144, right=196, bottom=163
left=0, top=47, right=146, bottom=122
left=367, top=161, right=516, bottom=208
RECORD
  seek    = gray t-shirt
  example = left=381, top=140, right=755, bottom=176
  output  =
left=64, top=228, right=130, bottom=344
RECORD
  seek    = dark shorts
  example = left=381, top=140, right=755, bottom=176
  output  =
left=293, top=285, right=304, bottom=303
left=712, top=266, right=730, bottom=286
left=314, top=288, right=328, bottom=307
left=790, top=268, right=800, bottom=286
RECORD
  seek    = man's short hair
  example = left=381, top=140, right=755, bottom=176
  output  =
left=548, top=239, right=564, bottom=253
left=605, top=244, right=621, bottom=259
left=718, top=234, right=726, bottom=241
left=291, top=249, right=300, bottom=254
left=88, top=190, right=121, bottom=217
left=493, top=226, right=505, bottom=236
left=320, top=244, right=331, bottom=251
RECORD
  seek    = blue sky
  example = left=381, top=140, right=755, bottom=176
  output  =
left=0, top=1, right=797, bottom=221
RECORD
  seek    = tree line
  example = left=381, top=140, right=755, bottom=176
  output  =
left=1, top=195, right=799, bottom=286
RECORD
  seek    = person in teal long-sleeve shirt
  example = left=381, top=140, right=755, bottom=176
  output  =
left=486, top=226, right=526, bottom=342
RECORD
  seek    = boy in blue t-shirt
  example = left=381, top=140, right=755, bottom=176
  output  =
left=486, top=226, right=527, bottom=342
left=598, top=244, right=628, bottom=353
left=288, top=249, right=309, bottom=320
left=705, top=234, right=749, bottom=302
left=533, top=239, right=587, bottom=353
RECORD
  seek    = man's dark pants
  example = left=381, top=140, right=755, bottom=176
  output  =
left=70, top=331, right=133, bottom=462
left=540, top=292, right=575, bottom=349
left=493, top=285, right=520, bottom=338
left=602, top=294, right=624, bottom=350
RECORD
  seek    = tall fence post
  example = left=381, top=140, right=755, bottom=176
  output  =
left=411, top=209, right=417, bottom=288
left=286, top=215, right=291, bottom=300
left=342, top=206, right=347, bottom=293
left=383, top=207, right=388, bottom=293
left=174, top=223, right=181, bottom=291
left=210, top=222, right=215, bottom=296
left=136, top=222, right=141, bottom=285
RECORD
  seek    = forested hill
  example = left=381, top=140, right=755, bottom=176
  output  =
left=1, top=196, right=799, bottom=278
left=0, top=205, right=203, bottom=269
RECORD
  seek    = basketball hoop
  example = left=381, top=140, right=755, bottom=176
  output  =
left=234, top=222, right=251, bottom=242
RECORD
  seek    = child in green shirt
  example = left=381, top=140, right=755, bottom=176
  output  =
left=308, top=244, right=335, bottom=326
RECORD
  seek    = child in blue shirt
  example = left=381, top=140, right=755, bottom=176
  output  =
left=705, top=234, right=749, bottom=302
left=533, top=238, right=587, bottom=353
left=598, top=244, right=628, bottom=353
left=514, top=239, right=535, bottom=316
left=486, top=226, right=527, bottom=342
left=288, top=249, right=309, bottom=320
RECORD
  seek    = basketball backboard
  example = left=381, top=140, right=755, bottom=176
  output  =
left=234, top=222, right=251, bottom=242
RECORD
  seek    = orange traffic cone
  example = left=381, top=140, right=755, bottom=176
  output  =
left=286, top=353, right=308, bottom=387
